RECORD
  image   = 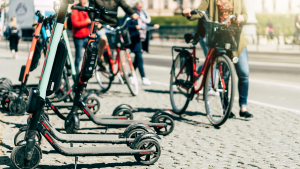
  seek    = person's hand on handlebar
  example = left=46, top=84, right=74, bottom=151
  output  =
left=233, top=15, right=244, bottom=24
left=183, top=8, right=192, bottom=17
left=154, top=24, right=160, bottom=29
left=131, top=13, right=139, bottom=20
left=86, top=18, right=92, bottom=24
left=97, top=23, right=102, bottom=30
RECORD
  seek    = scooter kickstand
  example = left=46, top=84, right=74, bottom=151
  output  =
left=105, top=126, right=108, bottom=134
left=74, top=156, right=78, bottom=169
left=117, top=73, right=124, bottom=84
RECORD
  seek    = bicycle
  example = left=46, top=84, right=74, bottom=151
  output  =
left=95, top=18, right=139, bottom=96
left=169, top=9, right=241, bottom=126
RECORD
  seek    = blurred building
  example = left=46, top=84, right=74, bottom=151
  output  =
left=254, top=0, right=300, bottom=14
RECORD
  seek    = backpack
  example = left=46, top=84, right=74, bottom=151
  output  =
left=10, top=27, right=19, bottom=37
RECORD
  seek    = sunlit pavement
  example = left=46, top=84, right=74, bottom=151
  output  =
left=1, top=43, right=300, bottom=168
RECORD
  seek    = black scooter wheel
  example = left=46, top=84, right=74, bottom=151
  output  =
left=134, top=138, right=161, bottom=165
left=11, top=145, right=42, bottom=169
left=14, top=130, right=42, bottom=146
left=153, top=115, right=174, bottom=136
left=126, top=128, right=148, bottom=146
left=112, top=108, right=133, bottom=120
left=1, top=94, right=10, bottom=111
left=112, top=104, right=133, bottom=115
left=9, top=99, right=27, bottom=116
left=84, top=96, right=100, bottom=114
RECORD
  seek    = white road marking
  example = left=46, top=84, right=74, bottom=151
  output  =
left=143, top=54, right=300, bottom=68
left=249, top=79, right=300, bottom=89
left=149, top=76, right=300, bottom=114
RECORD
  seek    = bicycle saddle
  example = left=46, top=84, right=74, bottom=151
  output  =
left=184, top=33, right=200, bottom=44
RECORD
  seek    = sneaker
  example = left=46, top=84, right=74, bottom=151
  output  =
left=129, top=77, right=135, bottom=85
left=207, top=89, right=219, bottom=96
left=228, top=112, right=236, bottom=119
left=12, top=50, right=15, bottom=58
left=142, top=77, right=151, bottom=85
left=239, top=111, right=253, bottom=118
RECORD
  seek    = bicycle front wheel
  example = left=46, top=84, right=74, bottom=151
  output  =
left=169, top=51, right=193, bottom=115
left=120, top=50, right=138, bottom=96
left=204, top=54, right=236, bottom=126
left=95, top=52, right=113, bottom=92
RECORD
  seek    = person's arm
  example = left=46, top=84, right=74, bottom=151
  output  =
left=126, top=17, right=138, bottom=30
left=88, top=0, right=95, bottom=20
left=296, top=22, right=300, bottom=29
left=142, top=10, right=151, bottom=24
left=185, top=0, right=209, bottom=21
left=71, top=9, right=89, bottom=28
left=119, top=0, right=135, bottom=15
left=239, top=0, right=248, bottom=24
left=18, top=25, right=22, bottom=38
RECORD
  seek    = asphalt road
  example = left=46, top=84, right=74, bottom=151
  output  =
left=141, top=46, right=300, bottom=112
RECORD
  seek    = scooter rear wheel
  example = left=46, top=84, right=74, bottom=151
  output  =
left=84, top=96, right=100, bottom=114
left=153, top=115, right=174, bottom=136
left=112, top=108, right=133, bottom=120
left=9, top=99, right=27, bottom=116
left=10, top=145, right=42, bottom=169
left=134, top=138, right=161, bottom=165
left=126, top=128, right=148, bottom=146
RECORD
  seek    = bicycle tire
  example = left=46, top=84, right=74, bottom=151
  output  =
left=204, top=54, right=236, bottom=126
left=120, top=50, right=139, bottom=96
left=169, top=51, right=192, bottom=115
left=95, top=52, right=113, bottom=92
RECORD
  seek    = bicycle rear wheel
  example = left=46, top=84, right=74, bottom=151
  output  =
left=95, top=52, right=113, bottom=92
left=204, top=54, right=236, bottom=126
left=169, top=51, right=193, bottom=115
left=120, top=50, right=138, bottom=96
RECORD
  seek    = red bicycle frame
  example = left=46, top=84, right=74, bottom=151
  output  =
left=173, top=47, right=222, bottom=95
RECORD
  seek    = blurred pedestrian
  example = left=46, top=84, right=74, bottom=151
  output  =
left=71, top=0, right=90, bottom=74
left=266, top=19, right=274, bottom=44
left=124, top=0, right=159, bottom=85
left=294, top=14, right=300, bottom=44
left=183, top=0, right=253, bottom=118
left=6, top=17, right=22, bottom=59
left=88, top=0, right=139, bottom=70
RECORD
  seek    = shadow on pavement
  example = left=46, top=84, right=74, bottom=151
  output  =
left=0, top=156, right=11, bottom=166
left=39, top=161, right=148, bottom=168
left=0, top=119, right=26, bottom=129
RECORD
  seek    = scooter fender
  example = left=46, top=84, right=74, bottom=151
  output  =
left=152, top=109, right=179, bottom=122
left=19, top=126, right=28, bottom=132
left=112, top=104, right=134, bottom=116
left=65, top=111, right=80, bottom=130
left=130, top=132, right=161, bottom=149
left=123, top=123, right=152, bottom=137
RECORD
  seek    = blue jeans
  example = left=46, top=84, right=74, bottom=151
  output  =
left=235, top=48, right=249, bottom=108
left=73, top=37, right=88, bottom=74
left=133, top=51, right=145, bottom=78
left=199, top=36, right=208, bottom=56
left=197, top=48, right=249, bottom=108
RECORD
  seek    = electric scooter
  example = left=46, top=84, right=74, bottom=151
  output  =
left=64, top=5, right=178, bottom=136
left=11, top=1, right=162, bottom=168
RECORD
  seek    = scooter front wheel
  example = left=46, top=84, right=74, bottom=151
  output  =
left=10, top=145, right=42, bottom=169
left=134, top=138, right=161, bottom=165
left=126, top=128, right=148, bottom=146
left=112, top=108, right=134, bottom=120
left=9, top=99, right=27, bottom=116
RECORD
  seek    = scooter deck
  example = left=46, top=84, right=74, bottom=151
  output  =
left=48, top=124, right=132, bottom=143
left=79, top=115, right=128, bottom=121
left=59, top=146, right=151, bottom=156
left=90, top=117, right=166, bottom=127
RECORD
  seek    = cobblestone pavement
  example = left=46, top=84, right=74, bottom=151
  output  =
left=1, top=50, right=300, bottom=168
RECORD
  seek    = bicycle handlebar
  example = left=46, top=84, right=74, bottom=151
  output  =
left=71, top=6, right=118, bottom=16
left=190, top=9, right=238, bottom=25
left=101, top=17, right=132, bottom=31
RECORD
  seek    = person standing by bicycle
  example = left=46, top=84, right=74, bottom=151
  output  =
left=88, top=0, right=139, bottom=70
left=71, top=0, right=90, bottom=74
left=183, top=0, right=253, bottom=118
left=124, top=1, right=159, bottom=85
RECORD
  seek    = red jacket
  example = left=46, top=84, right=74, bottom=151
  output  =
left=71, top=6, right=90, bottom=38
